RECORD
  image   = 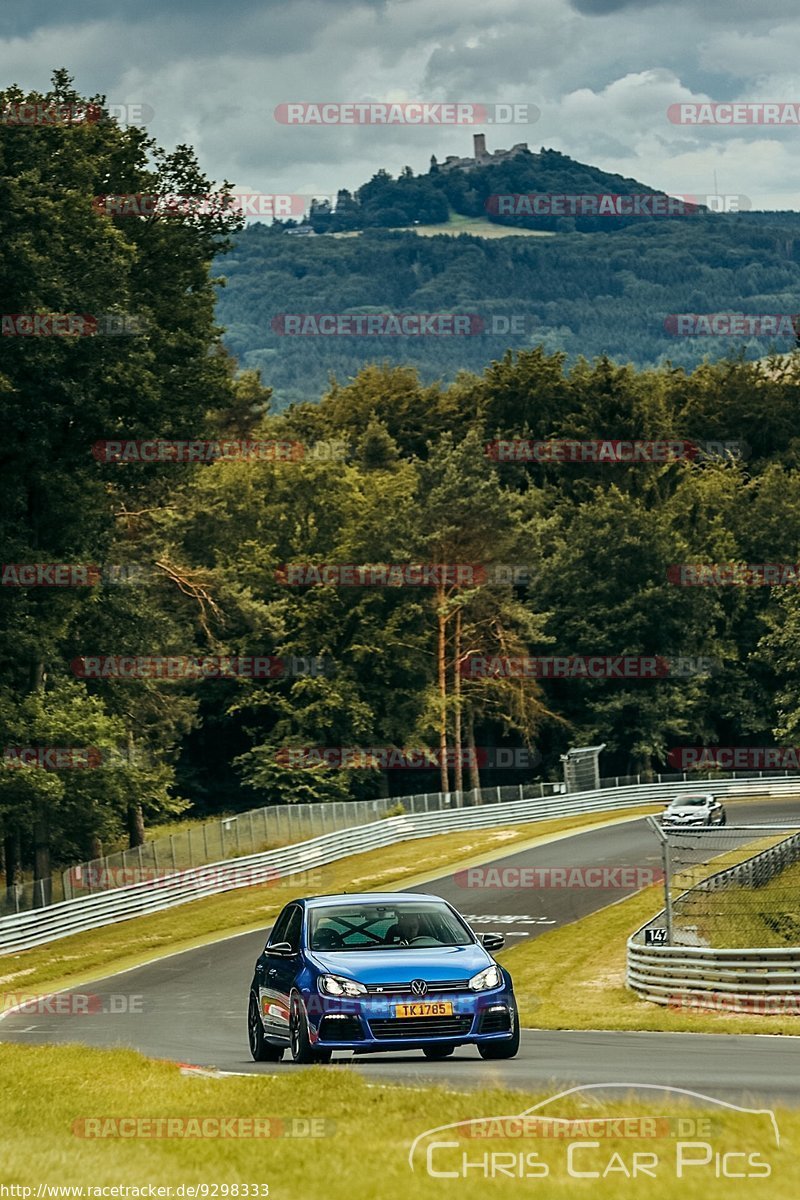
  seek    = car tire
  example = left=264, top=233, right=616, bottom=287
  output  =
left=290, top=993, right=332, bottom=1064
left=478, top=1001, right=521, bottom=1060
left=248, top=992, right=284, bottom=1062
left=422, top=1044, right=456, bottom=1060
left=719, top=811, right=727, bottom=826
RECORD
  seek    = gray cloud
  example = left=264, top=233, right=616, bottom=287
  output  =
left=1, top=0, right=799, bottom=209
left=568, top=0, right=661, bottom=12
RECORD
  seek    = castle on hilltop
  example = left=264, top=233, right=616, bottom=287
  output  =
left=432, top=133, right=532, bottom=173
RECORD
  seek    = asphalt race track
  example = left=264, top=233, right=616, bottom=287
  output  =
left=3, top=799, right=800, bottom=1103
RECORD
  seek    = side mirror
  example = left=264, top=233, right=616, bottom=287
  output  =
left=266, top=941, right=295, bottom=956
left=480, top=932, right=505, bottom=952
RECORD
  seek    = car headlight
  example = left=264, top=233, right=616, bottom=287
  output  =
left=318, top=974, right=367, bottom=998
left=468, top=964, right=503, bottom=992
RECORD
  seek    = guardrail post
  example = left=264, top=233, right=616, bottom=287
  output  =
left=646, top=816, right=674, bottom=945
left=663, top=838, right=674, bottom=945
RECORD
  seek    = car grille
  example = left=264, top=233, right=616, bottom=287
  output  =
left=318, top=1014, right=364, bottom=1041
left=368, top=1015, right=474, bottom=1040
left=479, top=1008, right=511, bottom=1035
left=364, top=979, right=472, bottom=995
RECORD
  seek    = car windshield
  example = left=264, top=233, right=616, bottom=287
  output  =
left=670, top=797, right=709, bottom=807
left=308, top=901, right=474, bottom=951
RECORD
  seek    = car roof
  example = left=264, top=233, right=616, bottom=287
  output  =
left=302, top=892, right=443, bottom=908
left=670, top=793, right=713, bottom=801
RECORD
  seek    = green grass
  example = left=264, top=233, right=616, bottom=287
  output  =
left=108, top=811, right=240, bottom=849
left=0, top=808, right=659, bottom=1002
left=331, top=213, right=557, bottom=239
left=683, top=857, right=800, bottom=949
left=500, top=878, right=800, bottom=1035
left=1, top=1042, right=795, bottom=1197
left=93, top=807, right=354, bottom=870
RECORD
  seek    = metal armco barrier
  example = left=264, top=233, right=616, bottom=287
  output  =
left=2, top=774, right=799, bottom=956
left=628, top=826, right=800, bottom=1007
left=627, top=943, right=800, bottom=1006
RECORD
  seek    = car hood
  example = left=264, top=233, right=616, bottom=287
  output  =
left=665, top=806, right=710, bottom=817
left=307, top=944, right=490, bottom=983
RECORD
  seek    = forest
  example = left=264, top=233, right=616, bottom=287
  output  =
left=3, top=75, right=800, bottom=892
left=219, top=210, right=800, bottom=407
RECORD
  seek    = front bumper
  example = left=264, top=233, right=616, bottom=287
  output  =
left=305, top=987, right=516, bottom=1050
left=661, top=815, right=715, bottom=827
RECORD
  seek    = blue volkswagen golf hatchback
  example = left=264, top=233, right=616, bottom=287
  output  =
left=247, top=892, right=519, bottom=1063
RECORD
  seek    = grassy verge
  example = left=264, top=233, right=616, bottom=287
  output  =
left=687, top=858, right=800, bottom=948
left=331, top=214, right=558, bottom=239
left=1, top=1042, right=794, bottom=1197
left=501, top=880, right=800, bottom=1035
left=0, top=807, right=659, bottom=1001
left=106, top=810, right=239, bottom=851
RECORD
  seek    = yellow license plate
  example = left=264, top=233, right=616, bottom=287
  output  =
left=394, top=1002, right=453, bottom=1018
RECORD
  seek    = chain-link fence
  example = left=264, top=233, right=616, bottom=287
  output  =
left=2, top=780, right=566, bottom=915
left=640, top=818, right=800, bottom=948
left=5, top=764, right=800, bottom=917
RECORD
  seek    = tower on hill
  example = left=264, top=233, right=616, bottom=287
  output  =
left=437, top=134, right=531, bottom=173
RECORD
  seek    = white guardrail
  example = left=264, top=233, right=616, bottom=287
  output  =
left=628, top=944, right=800, bottom=1007
left=627, top=825, right=800, bottom=1006
left=2, top=775, right=798, bottom=956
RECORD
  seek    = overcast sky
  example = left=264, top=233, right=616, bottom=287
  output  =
left=3, top=0, right=800, bottom=208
